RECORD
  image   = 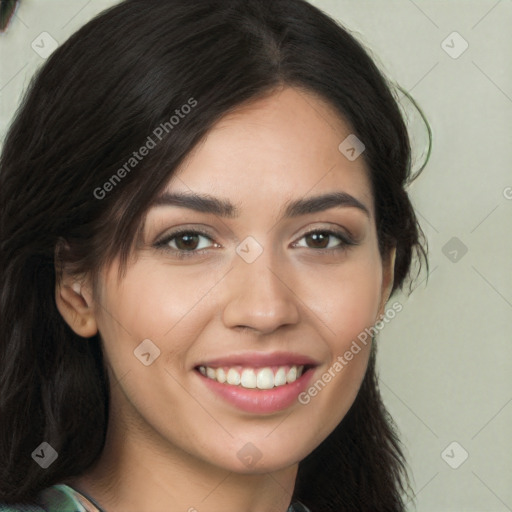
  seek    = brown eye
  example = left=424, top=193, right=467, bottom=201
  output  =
left=304, top=231, right=332, bottom=249
left=295, top=229, right=353, bottom=251
left=174, top=233, right=201, bottom=251
left=156, top=230, right=216, bottom=256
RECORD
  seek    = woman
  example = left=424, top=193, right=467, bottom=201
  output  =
left=0, top=0, right=428, bottom=510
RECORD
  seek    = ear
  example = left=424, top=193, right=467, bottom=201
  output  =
left=376, top=246, right=396, bottom=320
left=55, top=269, right=98, bottom=339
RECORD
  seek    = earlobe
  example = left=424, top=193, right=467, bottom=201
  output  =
left=55, top=278, right=98, bottom=338
left=377, top=246, right=397, bottom=320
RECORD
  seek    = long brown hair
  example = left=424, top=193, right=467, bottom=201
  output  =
left=0, top=0, right=427, bottom=509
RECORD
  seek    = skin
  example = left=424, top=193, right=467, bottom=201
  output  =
left=56, top=86, right=395, bottom=512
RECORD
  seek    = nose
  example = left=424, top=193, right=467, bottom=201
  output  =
left=221, top=246, right=300, bottom=335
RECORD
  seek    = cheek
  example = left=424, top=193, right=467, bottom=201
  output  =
left=291, top=251, right=382, bottom=419
left=96, top=246, right=383, bottom=373
left=95, top=260, right=227, bottom=380
left=99, top=261, right=214, bottom=339
left=295, top=253, right=383, bottom=348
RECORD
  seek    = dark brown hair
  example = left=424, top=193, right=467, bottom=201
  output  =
left=0, top=0, right=428, bottom=509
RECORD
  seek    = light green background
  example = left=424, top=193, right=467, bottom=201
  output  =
left=1, top=1, right=511, bottom=511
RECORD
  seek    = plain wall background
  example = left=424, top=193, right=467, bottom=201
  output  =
left=1, top=1, right=511, bottom=510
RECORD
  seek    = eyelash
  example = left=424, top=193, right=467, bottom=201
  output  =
left=155, top=228, right=357, bottom=260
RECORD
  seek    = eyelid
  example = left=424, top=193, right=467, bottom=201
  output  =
left=154, top=224, right=215, bottom=243
left=153, top=226, right=358, bottom=262
left=295, top=225, right=356, bottom=245
left=155, top=220, right=356, bottom=241
left=154, top=228, right=217, bottom=250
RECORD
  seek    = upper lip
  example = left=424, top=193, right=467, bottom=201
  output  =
left=195, top=351, right=321, bottom=369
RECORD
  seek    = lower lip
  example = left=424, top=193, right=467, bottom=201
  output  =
left=196, top=367, right=316, bottom=414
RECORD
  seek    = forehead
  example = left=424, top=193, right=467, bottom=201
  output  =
left=165, top=86, right=373, bottom=217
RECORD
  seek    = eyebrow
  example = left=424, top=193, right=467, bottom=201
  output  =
left=151, top=191, right=370, bottom=219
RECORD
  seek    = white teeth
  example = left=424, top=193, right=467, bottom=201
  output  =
left=274, top=367, right=287, bottom=387
left=256, top=368, right=274, bottom=389
left=226, top=368, right=241, bottom=386
left=198, top=364, right=307, bottom=389
left=215, top=368, right=226, bottom=383
left=286, top=366, right=297, bottom=383
left=240, top=369, right=257, bottom=389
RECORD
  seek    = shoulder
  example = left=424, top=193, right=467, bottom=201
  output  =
left=0, top=500, right=46, bottom=512
left=0, top=484, right=86, bottom=512
left=288, top=502, right=312, bottom=512
left=1, top=489, right=309, bottom=512
left=0, top=505, right=45, bottom=512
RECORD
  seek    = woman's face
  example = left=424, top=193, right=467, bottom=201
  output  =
left=87, top=86, right=394, bottom=473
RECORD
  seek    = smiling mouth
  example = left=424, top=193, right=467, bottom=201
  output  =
left=195, top=364, right=316, bottom=390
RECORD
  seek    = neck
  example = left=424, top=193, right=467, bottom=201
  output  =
left=65, top=397, right=298, bottom=512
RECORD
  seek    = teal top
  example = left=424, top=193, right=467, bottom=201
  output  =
left=0, top=484, right=312, bottom=512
